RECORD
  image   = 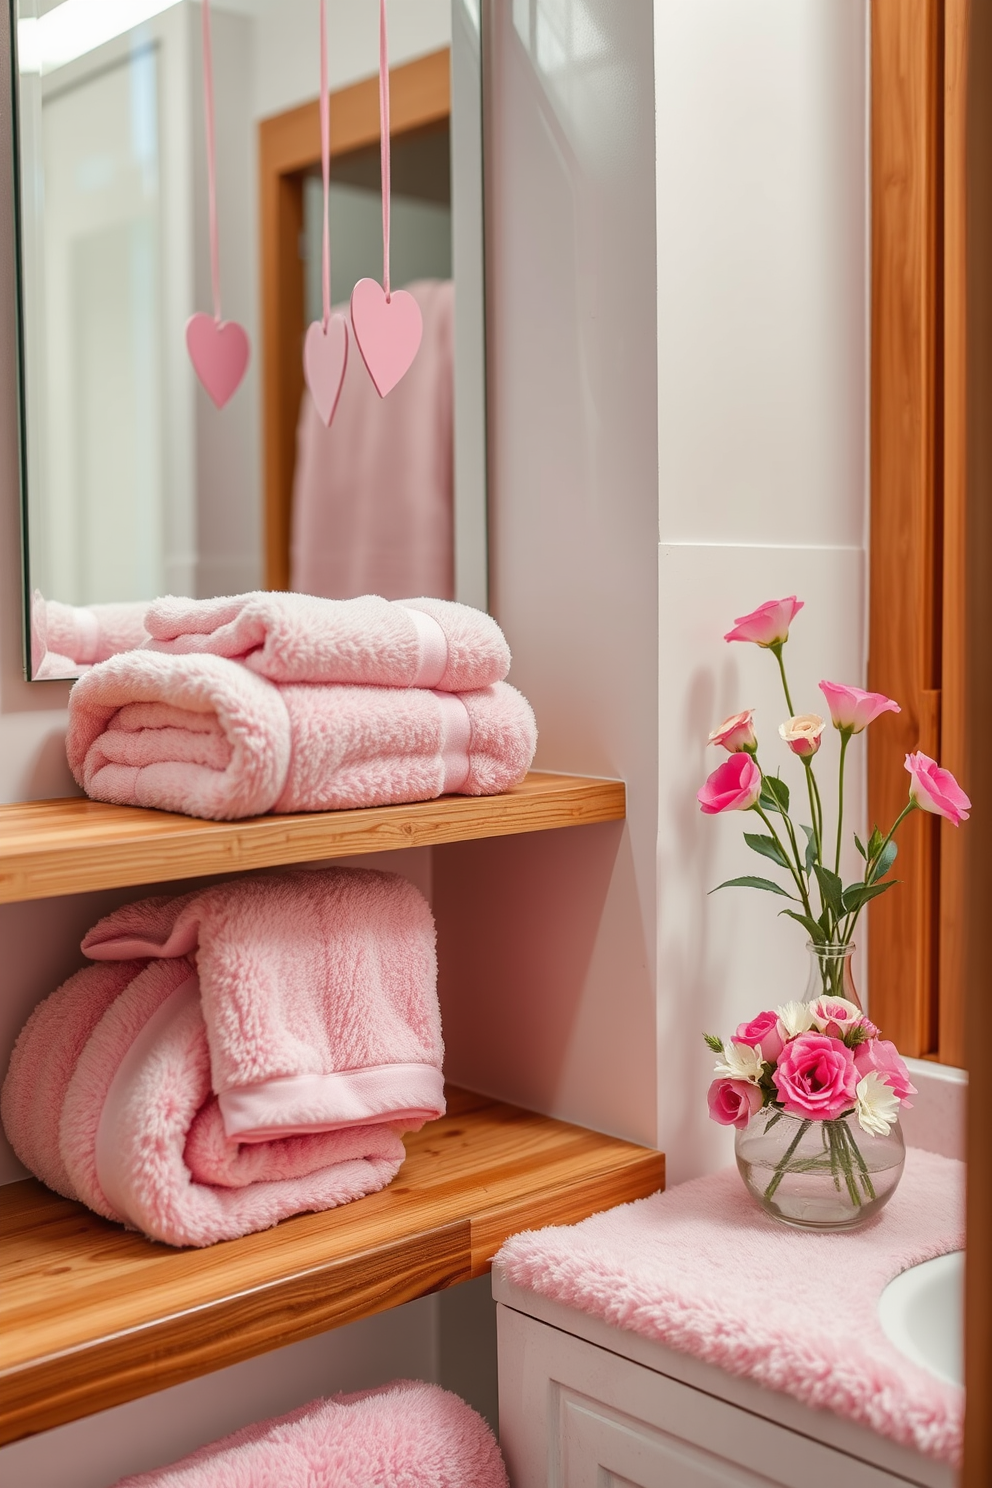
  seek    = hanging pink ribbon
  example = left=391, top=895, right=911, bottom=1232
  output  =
left=350, top=0, right=423, bottom=398
left=185, top=0, right=250, bottom=410
left=303, top=0, right=350, bottom=427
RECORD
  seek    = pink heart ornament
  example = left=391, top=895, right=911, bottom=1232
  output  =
left=350, top=278, right=423, bottom=398
left=304, top=314, right=349, bottom=426
left=186, top=314, right=250, bottom=409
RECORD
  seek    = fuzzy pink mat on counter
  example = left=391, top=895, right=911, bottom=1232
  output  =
left=497, top=1147, right=964, bottom=1464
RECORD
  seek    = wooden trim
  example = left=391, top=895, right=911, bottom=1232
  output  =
left=0, top=1088, right=663, bottom=1443
left=0, top=774, right=625, bottom=904
left=868, top=0, right=944, bottom=1056
left=937, top=0, right=969, bottom=1067
left=963, top=0, right=992, bottom=1474
left=259, top=48, right=451, bottom=591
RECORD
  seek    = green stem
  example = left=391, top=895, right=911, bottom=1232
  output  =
left=754, top=805, right=813, bottom=916
left=831, top=1122, right=861, bottom=1208
left=770, top=643, right=795, bottom=715
left=834, top=731, right=850, bottom=877
left=764, top=1119, right=812, bottom=1202
left=802, top=760, right=823, bottom=865
left=841, top=1120, right=877, bottom=1201
left=841, top=800, right=919, bottom=946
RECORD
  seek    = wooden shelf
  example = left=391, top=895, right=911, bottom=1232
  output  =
left=0, top=772, right=625, bottom=904
left=0, top=1088, right=663, bottom=1444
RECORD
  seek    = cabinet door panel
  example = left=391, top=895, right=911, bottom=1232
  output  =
left=497, top=1304, right=922, bottom=1488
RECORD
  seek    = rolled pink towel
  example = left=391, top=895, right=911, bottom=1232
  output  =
left=112, top=1380, right=508, bottom=1487
left=66, top=651, right=536, bottom=821
left=144, top=591, right=510, bottom=692
left=31, top=590, right=150, bottom=677
left=1, top=869, right=442, bottom=1247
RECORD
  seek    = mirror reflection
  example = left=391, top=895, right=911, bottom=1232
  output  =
left=13, top=0, right=484, bottom=680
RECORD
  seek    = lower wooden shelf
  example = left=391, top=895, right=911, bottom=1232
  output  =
left=0, top=1088, right=663, bottom=1445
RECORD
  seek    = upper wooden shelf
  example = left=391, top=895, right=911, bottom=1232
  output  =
left=0, top=772, right=625, bottom=904
left=0, top=1088, right=663, bottom=1444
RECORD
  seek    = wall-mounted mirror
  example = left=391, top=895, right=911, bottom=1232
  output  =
left=10, top=0, right=486, bottom=680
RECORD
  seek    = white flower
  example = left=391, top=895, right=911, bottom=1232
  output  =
left=856, top=1072, right=901, bottom=1136
left=776, top=1000, right=816, bottom=1038
left=714, top=1041, right=765, bottom=1085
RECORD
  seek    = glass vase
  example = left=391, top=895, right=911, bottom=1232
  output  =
left=735, top=1107, right=905, bottom=1230
left=802, top=940, right=862, bottom=1008
left=734, top=941, right=904, bottom=1230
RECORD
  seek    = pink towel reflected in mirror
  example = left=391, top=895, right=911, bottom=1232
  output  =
left=291, top=279, right=454, bottom=602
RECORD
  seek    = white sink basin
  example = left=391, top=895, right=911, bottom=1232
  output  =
left=879, top=1251, right=963, bottom=1387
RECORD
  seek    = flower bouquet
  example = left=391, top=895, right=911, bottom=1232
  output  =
left=698, top=596, right=970, bottom=1229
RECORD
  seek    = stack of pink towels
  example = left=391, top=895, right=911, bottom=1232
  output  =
left=1, top=867, right=444, bottom=1247
left=66, top=592, right=537, bottom=820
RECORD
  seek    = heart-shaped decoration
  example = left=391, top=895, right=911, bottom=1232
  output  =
left=350, top=278, right=423, bottom=398
left=303, top=314, right=349, bottom=426
left=186, top=314, right=250, bottom=409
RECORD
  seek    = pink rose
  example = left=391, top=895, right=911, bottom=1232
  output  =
left=818, top=681, right=900, bottom=734
left=734, top=1010, right=784, bottom=1063
left=697, top=752, right=762, bottom=815
left=809, top=996, right=864, bottom=1039
left=707, top=1078, right=765, bottom=1129
left=772, top=1032, right=859, bottom=1121
left=724, top=596, right=803, bottom=647
left=708, top=709, right=757, bottom=753
left=778, top=713, right=825, bottom=758
left=853, top=1039, right=918, bottom=1107
left=905, top=752, right=971, bottom=826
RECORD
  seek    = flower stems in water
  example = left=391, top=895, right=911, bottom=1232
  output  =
left=762, top=1117, right=876, bottom=1209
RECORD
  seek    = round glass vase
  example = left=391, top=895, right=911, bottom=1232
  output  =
left=734, top=941, right=906, bottom=1231
left=735, top=1107, right=905, bottom=1230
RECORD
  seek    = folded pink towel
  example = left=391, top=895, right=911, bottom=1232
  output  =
left=66, top=651, right=536, bottom=821
left=1, top=869, right=442, bottom=1246
left=497, top=1149, right=964, bottom=1464
left=31, top=590, right=150, bottom=679
left=144, top=592, right=509, bottom=692
left=112, top=1380, right=508, bottom=1487
left=82, top=869, right=443, bottom=1140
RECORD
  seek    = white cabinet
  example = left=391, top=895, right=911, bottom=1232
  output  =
left=495, top=1278, right=956, bottom=1488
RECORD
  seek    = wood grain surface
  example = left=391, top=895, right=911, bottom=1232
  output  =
left=868, top=0, right=943, bottom=1056
left=0, top=773, right=625, bottom=904
left=0, top=1089, right=663, bottom=1443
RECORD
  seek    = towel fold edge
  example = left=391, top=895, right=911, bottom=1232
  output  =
left=219, top=1062, right=446, bottom=1142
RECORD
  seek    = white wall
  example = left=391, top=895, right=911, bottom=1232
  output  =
left=653, top=0, right=869, bottom=1182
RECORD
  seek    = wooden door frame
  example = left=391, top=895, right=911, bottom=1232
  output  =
left=867, top=1, right=968, bottom=1066
left=258, top=47, right=450, bottom=591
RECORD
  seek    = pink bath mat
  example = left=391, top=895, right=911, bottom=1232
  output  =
left=497, top=1147, right=964, bottom=1464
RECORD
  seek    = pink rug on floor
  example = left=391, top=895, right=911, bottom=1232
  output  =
left=497, top=1147, right=964, bottom=1464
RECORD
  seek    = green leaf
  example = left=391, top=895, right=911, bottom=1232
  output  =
left=779, top=908, right=827, bottom=943
left=743, top=832, right=790, bottom=869
left=854, top=834, right=867, bottom=859
left=711, top=876, right=797, bottom=899
left=841, top=879, right=899, bottom=914
left=872, top=839, right=898, bottom=880
left=760, top=776, right=791, bottom=816
left=813, top=863, right=845, bottom=920
left=800, top=823, right=817, bottom=876
left=867, top=825, right=884, bottom=860
left=703, top=1033, right=724, bottom=1052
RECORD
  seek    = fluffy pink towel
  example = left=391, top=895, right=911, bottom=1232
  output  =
left=497, top=1149, right=964, bottom=1464
left=143, top=592, right=509, bottom=692
left=1, top=869, right=441, bottom=1247
left=81, top=869, right=444, bottom=1139
left=66, top=651, right=536, bottom=821
left=291, top=279, right=454, bottom=601
left=112, top=1380, right=508, bottom=1487
left=31, top=590, right=150, bottom=679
